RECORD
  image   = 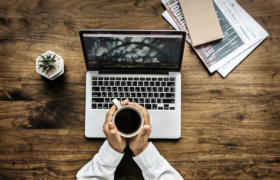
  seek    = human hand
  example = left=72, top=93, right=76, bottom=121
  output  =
left=127, top=102, right=151, bottom=156
left=103, top=99, right=129, bottom=153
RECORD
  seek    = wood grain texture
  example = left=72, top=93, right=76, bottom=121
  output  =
left=0, top=0, right=280, bottom=179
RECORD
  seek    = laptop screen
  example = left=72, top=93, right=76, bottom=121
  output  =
left=81, top=32, right=185, bottom=71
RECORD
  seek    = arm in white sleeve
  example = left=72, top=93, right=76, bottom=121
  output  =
left=133, top=142, right=183, bottom=180
left=76, top=140, right=124, bottom=180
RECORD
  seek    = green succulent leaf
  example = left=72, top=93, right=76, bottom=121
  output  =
left=38, top=53, right=58, bottom=76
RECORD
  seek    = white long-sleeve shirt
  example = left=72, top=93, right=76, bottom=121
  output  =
left=76, top=140, right=183, bottom=180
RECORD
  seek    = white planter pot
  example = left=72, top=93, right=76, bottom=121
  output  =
left=36, top=51, right=64, bottom=80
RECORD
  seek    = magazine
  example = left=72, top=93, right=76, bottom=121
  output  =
left=161, top=0, right=262, bottom=73
left=217, top=0, right=269, bottom=77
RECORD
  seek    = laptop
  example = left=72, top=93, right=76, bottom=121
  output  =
left=79, top=29, right=186, bottom=139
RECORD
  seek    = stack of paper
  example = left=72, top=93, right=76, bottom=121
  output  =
left=162, top=0, right=269, bottom=78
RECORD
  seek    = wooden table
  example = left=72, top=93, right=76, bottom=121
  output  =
left=1, top=0, right=280, bottom=179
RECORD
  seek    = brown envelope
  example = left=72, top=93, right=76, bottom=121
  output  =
left=179, top=0, right=223, bottom=46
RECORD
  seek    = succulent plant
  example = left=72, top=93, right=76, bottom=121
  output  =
left=37, top=54, right=56, bottom=75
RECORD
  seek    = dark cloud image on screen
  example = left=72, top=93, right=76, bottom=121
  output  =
left=83, top=36, right=182, bottom=68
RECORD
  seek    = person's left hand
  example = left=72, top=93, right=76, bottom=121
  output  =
left=103, top=99, right=129, bottom=153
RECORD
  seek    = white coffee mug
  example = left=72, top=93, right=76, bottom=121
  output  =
left=112, top=99, right=144, bottom=138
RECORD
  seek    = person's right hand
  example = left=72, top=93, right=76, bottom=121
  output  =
left=127, top=102, right=151, bottom=156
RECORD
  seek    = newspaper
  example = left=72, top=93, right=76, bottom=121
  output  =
left=161, top=0, right=262, bottom=73
left=217, top=0, right=269, bottom=77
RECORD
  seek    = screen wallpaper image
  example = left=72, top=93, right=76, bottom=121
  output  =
left=83, top=35, right=183, bottom=69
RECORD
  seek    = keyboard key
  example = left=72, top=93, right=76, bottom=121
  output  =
left=134, top=98, right=139, bottom=103
left=122, top=78, right=127, bottom=80
left=122, top=98, right=126, bottom=101
left=145, top=98, right=150, bottom=103
left=145, top=104, right=151, bottom=110
left=139, top=104, right=145, bottom=107
left=92, top=104, right=97, bottom=109
left=115, top=81, right=120, bottom=86
left=157, top=99, right=162, bottom=103
left=119, top=93, right=124, bottom=97
left=170, top=88, right=175, bottom=92
left=109, top=104, right=113, bottom=108
left=92, top=81, right=97, bottom=86
left=92, top=92, right=101, bottom=97
left=139, top=98, right=144, bottom=103
left=104, top=77, right=109, bottom=80
left=125, top=93, right=130, bottom=97
left=101, top=87, right=105, bottom=91
left=148, top=93, right=153, bottom=97
left=152, top=104, right=157, bottom=110
left=164, top=104, right=169, bottom=107
left=92, top=77, right=97, bottom=80
left=102, top=92, right=107, bottom=97
left=142, top=93, right=147, bottom=97
left=152, top=87, right=157, bottom=92
left=163, top=99, right=175, bottom=103
left=110, top=77, right=115, bottom=80
left=158, top=107, right=163, bottom=110
left=147, top=87, right=152, bottom=92
left=131, top=93, right=136, bottom=97
left=151, top=98, right=156, bottom=103
left=170, top=107, right=175, bottom=110
left=152, top=78, right=157, bottom=81
left=128, top=78, right=133, bottom=80
left=113, top=92, right=118, bottom=97
left=105, top=98, right=110, bottom=103
left=150, top=82, right=154, bottom=86
left=104, top=81, right=108, bottom=86
left=137, top=93, right=141, bottom=97
left=138, top=82, right=143, bottom=86
left=133, top=81, right=137, bottom=86
left=140, top=78, right=145, bottom=80
left=127, top=81, right=132, bottom=86
left=164, top=78, right=169, bottom=81
left=109, top=81, right=114, bottom=86
left=146, top=78, right=151, bottom=81
left=98, top=77, right=103, bottom=80
left=118, top=87, right=123, bottom=92
left=112, top=87, right=117, bottom=91
left=154, top=93, right=159, bottom=98
left=160, top=93, right=164, bottom=98
left=134, top=78, right=139, bottom=80
left=158, top=87, right=163, bottom=92
left=98, top=81, right=103, bottom=86
left=158, top=78, right=163, bottom=81
left=156, top=82, right=160, bottom=86
left=161, top=82, right=166, bottom=86
left=116, top=78, right=121, bottom=80
left=144, top=81, right=149, bottom=86
left=108, top=92, right=113, bottom=98
left=129, top=87, right=134, bottom=92
left=167, top=82, right=175, bottom=86
left=164, top=87, right=169, bottom=92
left=141, top=87, right=146, bottom=92
left=106, top=87, right=111, bottom=91
left=170, top=78, right=175, bottom=81
left=92, top=87, right=100, bottom=91
left=166, top=93, right=175, bottom=98
left=128, top=98, right=133, bottom=102
left=135, top=87, right=140, bottom=92
left=124, top=87, right=128, bottom=92
left=121, top=81, right=126, bottom=86
left=103, top=104, right=108, bottom=109
left=97, top=104, right=103, bottom=109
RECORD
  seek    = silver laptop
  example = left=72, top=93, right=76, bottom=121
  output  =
left=79, top=29, right=186, bottom=139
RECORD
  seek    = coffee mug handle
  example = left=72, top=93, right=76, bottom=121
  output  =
left=112, top=98, right=122, bottom=109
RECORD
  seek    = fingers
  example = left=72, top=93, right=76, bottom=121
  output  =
left=105, top=104, right=117, bottom=124
left=138, top=125, right=151, bottom=137
left=120, top=99, right=129, bottom=106
left=108, top=122, right=121, bottom=140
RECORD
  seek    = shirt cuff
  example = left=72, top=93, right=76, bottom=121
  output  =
left=98, top=140, right=124, bottom=167
left=132, top=142, right=161, bottom=170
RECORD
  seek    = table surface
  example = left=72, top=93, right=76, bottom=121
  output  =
left=1, top=0, right=280, bottom=179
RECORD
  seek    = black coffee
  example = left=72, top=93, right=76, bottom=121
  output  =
left=115, top=109, right=141, bottom=134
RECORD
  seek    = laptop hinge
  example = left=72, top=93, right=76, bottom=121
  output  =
left=98, top=69, right=169, bottom=75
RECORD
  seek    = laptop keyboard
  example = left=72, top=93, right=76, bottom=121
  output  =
left=91, top=77, right=176, bottom=110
